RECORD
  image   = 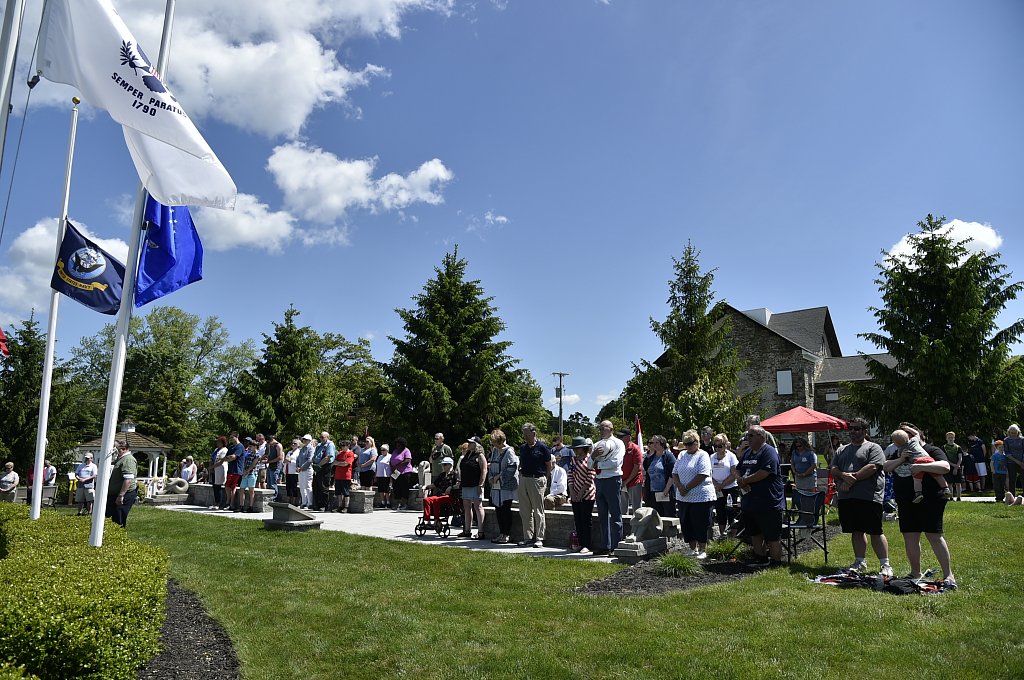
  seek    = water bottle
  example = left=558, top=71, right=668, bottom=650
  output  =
left=569, top=530, right=580, bottom=551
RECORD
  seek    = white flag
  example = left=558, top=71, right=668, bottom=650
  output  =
left=38, top=0, right=209, bottom=159
left=123, top=128, right=236, bottom=210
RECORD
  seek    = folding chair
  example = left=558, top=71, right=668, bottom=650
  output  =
left=817, top=469, right=837, bottom=515
left=784, top=489, right=828, bottom=564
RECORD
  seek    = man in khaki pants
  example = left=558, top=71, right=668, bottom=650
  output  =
left=517, top=423, right=554, bottom=548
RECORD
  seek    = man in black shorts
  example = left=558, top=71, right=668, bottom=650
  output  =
left=830, top=417, right=892, bottom=576
left=736, top=425, right=785, bottom=566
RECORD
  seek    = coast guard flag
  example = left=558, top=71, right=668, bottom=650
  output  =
left=50, top=221, right=126, bottom=315
left=37, top=0, right=236, bottom=209
left=0, top=326, right=9, bottom=357
left=135, top=196, right=203, bottom=307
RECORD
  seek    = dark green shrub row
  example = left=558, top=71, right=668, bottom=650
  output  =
left=0, top=505, right=168, bottom=680
left=0, top=665, right=39, bottom=679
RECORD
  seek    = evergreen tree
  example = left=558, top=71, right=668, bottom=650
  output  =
left=624, top=241, right=759, bottom=437
left=381, top=248, right=548, bottom=453
left=847, top=214, right=1024, bottom=438
left=0, top=315, right=93, bottom=472
left=223, top=306, right=383, bottom=440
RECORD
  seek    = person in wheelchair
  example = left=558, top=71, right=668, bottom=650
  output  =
left=421, top=457, right=460, bottom=529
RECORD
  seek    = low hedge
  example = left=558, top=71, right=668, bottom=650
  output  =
left=0, top=505, right=168, bottom=680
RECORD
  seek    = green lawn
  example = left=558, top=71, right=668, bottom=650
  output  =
left=129, top=503, right=1023, bottom=680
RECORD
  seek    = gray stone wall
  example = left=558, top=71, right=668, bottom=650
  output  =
left=729, top=310, right=818, bottom=419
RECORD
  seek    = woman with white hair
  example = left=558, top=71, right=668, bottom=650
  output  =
left=0, top=462, right=18, bottom=503
left=1003, top=424, right=1024, bottom=499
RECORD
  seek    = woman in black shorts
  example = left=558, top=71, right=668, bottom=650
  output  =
left=882, top=424, right=957, bottom=587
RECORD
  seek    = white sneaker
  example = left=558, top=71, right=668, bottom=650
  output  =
left=846, top=561, right=866, bottom=574
left=695, top=551, right=707, bottom=560
left=578, top=547, right=592, bottom=555
left=879, top=564, right=894, bottom=577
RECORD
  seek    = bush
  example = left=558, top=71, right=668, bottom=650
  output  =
left=0, top=665, right=39, bottom=679
left=654, top=552, right=702, bottom=577
left=0, top=505, right=168, bottom=680
left=704, top=538, right=751, bottom=561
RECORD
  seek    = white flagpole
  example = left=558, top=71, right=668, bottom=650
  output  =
left=0, top=0, right=27, bottom=171
left=29, top=96, right=81, bottom=520
left=89, top=0, right=176, bottom=547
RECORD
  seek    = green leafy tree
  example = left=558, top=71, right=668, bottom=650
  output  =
left=223, top=306, right=383, bottom=441
left=847, top=214, right=1024, bottom=438
left=624, top=241, right=759, bottom=437
left=380, top=248, right=549, bottom=454
left=67, top=307, right=257, bottom=459
left=564, top=411, right=596, bottom=439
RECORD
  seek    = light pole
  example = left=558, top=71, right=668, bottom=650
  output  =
left=552, top=372, right=569, bottom=440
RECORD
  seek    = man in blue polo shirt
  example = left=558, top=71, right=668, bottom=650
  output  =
left=736, top=425, right=785, bottom=566
left=518, top=423, right=554, bottom=548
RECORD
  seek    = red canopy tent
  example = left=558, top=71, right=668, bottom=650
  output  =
left=760, top=406, right=848, bottom=433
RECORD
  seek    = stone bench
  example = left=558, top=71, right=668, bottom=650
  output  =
left=479, top=506, right=680, bottom=548
left=187, top=484, right=276, bottom=511
left=263, top=502, right=322, bottom=531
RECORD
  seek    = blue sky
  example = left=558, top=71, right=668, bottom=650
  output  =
left=0, top=0, right=1022, bottom=420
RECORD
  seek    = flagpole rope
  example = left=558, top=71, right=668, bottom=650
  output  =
left=0, top=7, right=40, bottom=252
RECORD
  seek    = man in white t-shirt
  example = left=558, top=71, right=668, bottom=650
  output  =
left=75, top=453, right=98, bottom=516
left=592, top=420, right=625, bottom=555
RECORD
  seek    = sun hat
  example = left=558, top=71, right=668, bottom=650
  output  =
left=570, top=436, right=591, bottom=449
left=441, top=457, right=454, bottom=466
left=301, top=434, right=313, bottom=441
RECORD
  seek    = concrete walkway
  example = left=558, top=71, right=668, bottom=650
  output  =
left=155, top=503, right=615, bottom=562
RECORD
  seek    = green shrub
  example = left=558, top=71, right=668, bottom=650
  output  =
left=654, top=552, right=702, bottom=577
left=0, top=664, right=39, bottom=679
left=0, top=505, right=168, bottom=680
left=704, top=538, right=751, bottom=561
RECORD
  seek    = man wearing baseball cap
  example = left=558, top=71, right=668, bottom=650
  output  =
left=75, top=453, right=98, bottom=516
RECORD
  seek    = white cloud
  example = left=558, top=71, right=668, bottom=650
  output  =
left=267, top=142, right=453, bottom=223
left=547, top=393, right=581, bottom=407
left=484, top=210, right=509, bottom=225
left=20, top=0, right=454, bottom=138
left=362, top=331, right=377, bottom=341
left=106, top=194, right=136, bottom=227
left=595, top=392, right=618, bottom=405
left=888, top=219, right=1002, bottom=261
left=0, top=218, right=128, bottom=317
left=194, top=193, right=296, bottom=252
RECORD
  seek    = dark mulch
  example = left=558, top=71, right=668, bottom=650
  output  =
left=577, top=524, right=843, bottom=596
left=138, top=580, right=241, bottom=680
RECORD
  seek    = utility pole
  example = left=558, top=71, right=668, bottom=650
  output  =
left=552, top=372, right=569, bottom=440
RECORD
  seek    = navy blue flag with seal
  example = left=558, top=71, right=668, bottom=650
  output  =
left=135, top=196, right=203, bottom=307
left=50, top=220, right=126, bottom=315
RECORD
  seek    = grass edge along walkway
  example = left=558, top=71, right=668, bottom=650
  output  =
left=129, top=503, right=1023, bottom=680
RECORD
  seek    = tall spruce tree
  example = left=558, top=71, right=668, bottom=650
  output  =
left=625, top=241, right=759, bottom=436
left=381, top=248, right=548, bottom=453
left=223, top=306, right=383, bottom=440
left=847, top=214, right=1024, bottom=438
left=0, top=315, right=93, bottom=472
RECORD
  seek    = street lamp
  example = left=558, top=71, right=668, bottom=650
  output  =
left=552, top=372, right=569, bottom=440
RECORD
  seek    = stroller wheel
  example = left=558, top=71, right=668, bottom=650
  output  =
left=440, top=525, right=451, bottom=538
left=414, top=523, right=427, bottom=537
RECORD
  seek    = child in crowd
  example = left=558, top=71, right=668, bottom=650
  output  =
left=890, top=429, right=951, bottom=503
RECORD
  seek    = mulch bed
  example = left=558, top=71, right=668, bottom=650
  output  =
left=577, top=524, right=843, bottom=596
left=138, top=580, right=241, bottom=680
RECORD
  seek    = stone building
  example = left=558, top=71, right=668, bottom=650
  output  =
left=656, top=304, right=893, bottom=449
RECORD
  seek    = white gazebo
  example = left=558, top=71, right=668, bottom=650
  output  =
left=77, top=422, right=173, bottom=497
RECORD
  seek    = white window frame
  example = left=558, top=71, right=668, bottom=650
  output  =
left=776, top=369, right=793, bottom=396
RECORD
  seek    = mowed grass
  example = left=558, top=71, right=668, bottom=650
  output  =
left=128, top=503, right=1024, bottom=680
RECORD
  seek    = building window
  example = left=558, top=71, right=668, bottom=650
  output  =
left=776, top=369, right=793, bottom=395
left=825, top=391, right=839, bottom=402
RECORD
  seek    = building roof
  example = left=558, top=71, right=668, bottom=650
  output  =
left=816, top=353, right=897, bottom=383
left=764, top=306, right=842, bottom=357
left=78, top=431, right=172, bottom=453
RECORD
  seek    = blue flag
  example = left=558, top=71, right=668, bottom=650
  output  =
left=50, top=220, right=125, bottom=315
left=135, top=196, right=203, bottom=307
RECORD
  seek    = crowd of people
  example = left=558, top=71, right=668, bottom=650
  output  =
left=4, top=415, right=1023, bottom=582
